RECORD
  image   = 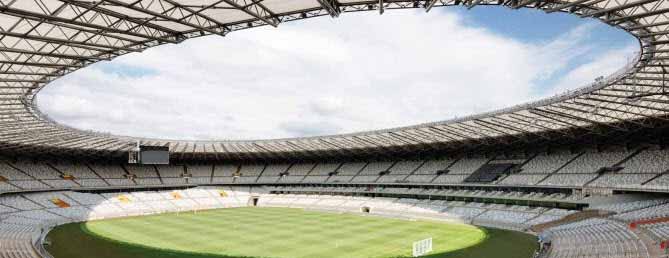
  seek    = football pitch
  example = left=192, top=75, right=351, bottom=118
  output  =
left=46, top=207, right=537, bottom=258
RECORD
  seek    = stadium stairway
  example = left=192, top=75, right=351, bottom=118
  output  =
left=641, top=170, right=669, bottom=186
left=583, top=149, right=646, bottom=187
left=633, top=228, right=667, bottom=258
left=534, top=152, right=586, bottom=185
left=531, top=210, right=615, bottom=233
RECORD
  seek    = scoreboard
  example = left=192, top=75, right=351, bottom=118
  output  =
left=138, top=145, right=169, bottom=165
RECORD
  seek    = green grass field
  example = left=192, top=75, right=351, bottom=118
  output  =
left=46, top=207, right=537, bottom=258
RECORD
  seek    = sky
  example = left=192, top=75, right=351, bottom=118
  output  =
left=36, top=6, right=638, bottom=141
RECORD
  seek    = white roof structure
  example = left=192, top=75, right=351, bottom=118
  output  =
left=0, top=0, right=667, bottom=159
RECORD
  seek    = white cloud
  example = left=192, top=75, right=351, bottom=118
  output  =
left=36, top=9, right=637, bottom=141
left=547, top=44, right=639, bottom=95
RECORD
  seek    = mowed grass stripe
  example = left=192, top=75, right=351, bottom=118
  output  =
left=86, top=208, right=480, bottom=258
left=47, top=207, right=538, bottom=258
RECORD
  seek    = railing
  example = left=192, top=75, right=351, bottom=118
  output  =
left=33, top=224, right=56, bottom=258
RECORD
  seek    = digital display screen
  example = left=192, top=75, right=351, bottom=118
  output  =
left=140, top=146, right=169, bottom=164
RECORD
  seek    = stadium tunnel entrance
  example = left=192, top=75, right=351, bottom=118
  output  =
left=249, top=196, right=260, bottom=207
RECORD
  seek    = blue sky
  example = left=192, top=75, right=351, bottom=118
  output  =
left=450, top=7, right=635, bottom=95
left=38, top=7, right=638, bottom=141
left=454, top=7, right=630, bottom=44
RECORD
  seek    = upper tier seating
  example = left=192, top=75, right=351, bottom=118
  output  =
left=239, top=165, right=265, bottom=176
left=42, top=179, right=78, bottom=188
left=413, top=159, right=453, bottom=174
left=187, top=165, right=213, bottom=177
left=0, top=162, right=32, bottom=180
left=51, top=163, right=99, bottom=179
left=188, top=177, right=211, bottom=184
left=350, top=175, right=378, bottom=183
left=337, top=162, right=366, bottom=175
left=89, top=164, right=127, bottom=178
left=134, top=178, right=162, bottom=185
left=389, top=161, right=423, bottom=174
left=358, top=162, right=393, bottom=175
left=262, top=164, right=290, bottom=176
left=520, top=153, right=577, bottom=174
left=559, top=151, right=630, bottom=174
left=403, top=174, right=436, bottom=183
left=10, top=180, right=49, bottom=190
left=539, top=174, right=598, bottom=187
left=76, top=179, right=109, bottom=187
left=125, top=165, right=159, bottom=178
left=213, top=165, right=237, bottom=176
left=432, top=174, right=468, bottom=184
left=643, top=175, right=669, bottom=191
left=308, top=163, right=341, bottom=175
left=448, top=158, right=488, bottom=175
left=498, top=174, right=546, bottom=185
left=589, top=174, right=657, bottom=188
left=619, top=149, right=669, bottom=173
left=12, top=161, right=61, bottom=179
left=156, top=165, right=185, bottom=178
left=2, top=147, right=669, bottom=193
left=286, top=164, right=315, bottom=175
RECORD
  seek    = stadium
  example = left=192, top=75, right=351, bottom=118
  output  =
left=0, top=0, right=669, bottom=258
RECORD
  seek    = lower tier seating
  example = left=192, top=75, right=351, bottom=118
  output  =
left=543, top=219, right=649, bottom=258
left=0, top=187, right=662, bottom=258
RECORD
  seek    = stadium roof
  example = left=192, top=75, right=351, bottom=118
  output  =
left=0, top=0, right=668, bottom=160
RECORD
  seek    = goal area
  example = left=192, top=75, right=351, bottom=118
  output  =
left=412, top=237, right=433, bottom=257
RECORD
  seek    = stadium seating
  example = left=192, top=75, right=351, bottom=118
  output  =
left=188, top=177, right=211, bottom=184
left=1, top=147, right=668, bottom=194
left=261, top=164, right=290, bottom=176
left=519, top=153, right=577, bottom=174
left=358, top=162, right=393, bottom=175
left=388, top=161, right=423, bottom=174
left=337, top=162, right=366, bottom=175
left=588, top=174, right=657, bottom=188
left=0, top=185, right=663, bottom=258
left=614, top=203, right=669, bottom=222
left=186, top=165, right=213, bottom=177
left=539, top=174, right=598, bottom=187
left=126, top=165, right=159, bottom=178
left=543, top=219, right=649, bottom=258
left=593, top=199, right=669, bottom=214
left=11, top=161, right=61, bottom=179
left=619, top=149, right=669, bottom=173
left=558, top=151, right=630, bottom=174
left=447, top=158, right=489, bottom=175
left=498, top=174, right=546, bottom=185
left=213, top=164, right=237, bottom=176
left=432, top=174, right=468, bottom=184
left=643, top=175, right=669, bottom=191
left=641, top=223, right=669, bottom=244
left=2, top=148, right=669, bottom=258
left=308, top=163, right=341, bottom=175
left=156, top=165, right=185, bottom=178
left=239, top=165, right=264, bottom=176
left=286, top=163, right=316, bottom=175
left=88, top=164, right=127, bottom=179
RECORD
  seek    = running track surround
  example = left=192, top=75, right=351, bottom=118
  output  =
left=0, top=0, right=665, bottom=159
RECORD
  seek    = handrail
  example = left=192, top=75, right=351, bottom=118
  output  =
left=34, top=223, right=56, bottom=258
